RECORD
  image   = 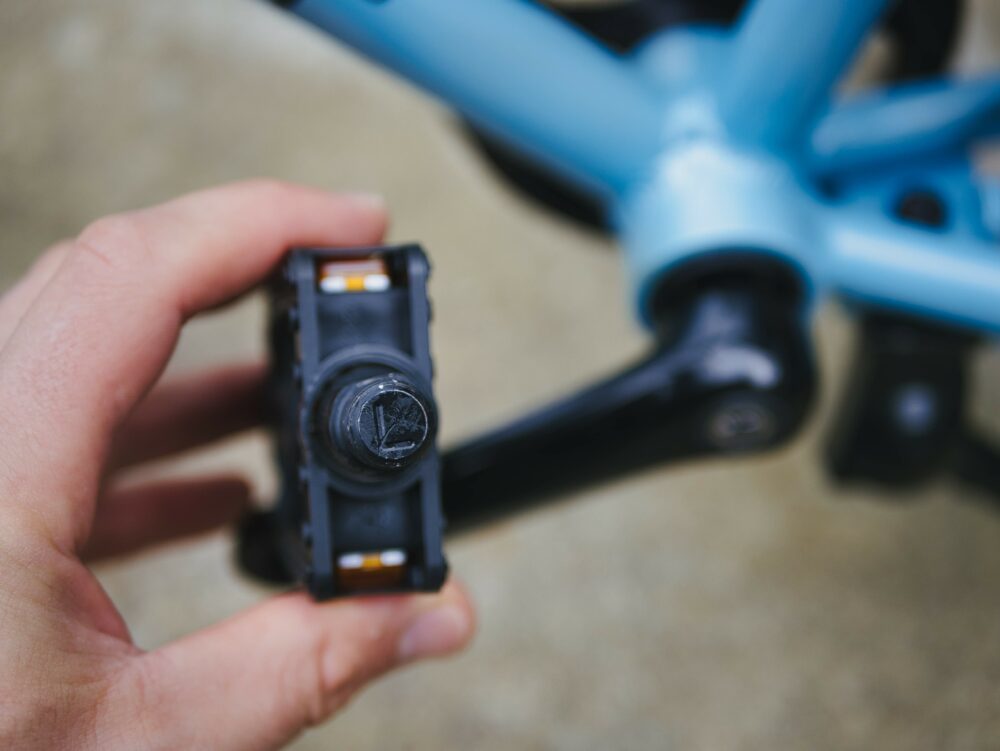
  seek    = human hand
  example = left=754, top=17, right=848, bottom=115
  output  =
left=0, top=181, right=475, bottom=751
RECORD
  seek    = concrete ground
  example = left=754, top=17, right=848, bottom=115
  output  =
left=3, top=2, right=1000, bottom=749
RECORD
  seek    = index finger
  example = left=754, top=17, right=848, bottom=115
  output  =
left=0, top=180, right=387, bottom=550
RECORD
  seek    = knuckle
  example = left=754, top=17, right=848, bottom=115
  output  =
left=75, top=213, right=151, bottom=271
left=260, top=600, right=342, bottom=730
left=308, top=627, right=357, bottom=725
left=317, top=632, right=361, bottom=698
left=283, top=605, right=377, bottom=728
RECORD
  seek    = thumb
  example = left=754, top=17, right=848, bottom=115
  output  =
left=122, top=581, right=474, bottom=751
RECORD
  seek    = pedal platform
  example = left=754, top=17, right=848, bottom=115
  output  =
left=243, top=245, right=447, bottom=600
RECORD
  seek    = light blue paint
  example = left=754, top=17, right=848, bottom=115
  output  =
left=719, top=0, right=891, bottom=153
left=288, top=0, right=665, bottom=198
left=278, top=0, right=1000, bottom=334
left=811, top=73, right=1000, bottom=175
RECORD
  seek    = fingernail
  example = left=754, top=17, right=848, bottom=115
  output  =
left=398, top=605, right=470, bottom=661
left=346, top=192, right=386, bottom=212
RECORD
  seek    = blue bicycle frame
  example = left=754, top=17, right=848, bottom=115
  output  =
left=234, top=0, right=1000, bottom=580
left=277, top=0, right=1000, bottom=334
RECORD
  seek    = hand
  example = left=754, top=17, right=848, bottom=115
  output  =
left=0, top=181, right=475, bottom=751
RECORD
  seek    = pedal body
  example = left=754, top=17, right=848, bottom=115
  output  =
left=264, top=245, right=446, bottom=600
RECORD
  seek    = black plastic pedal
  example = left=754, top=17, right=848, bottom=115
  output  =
left=253, top=245, right=447, bottom=600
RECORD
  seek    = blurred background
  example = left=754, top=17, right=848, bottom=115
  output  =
left=3, top=1, right=1000, bottom=749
